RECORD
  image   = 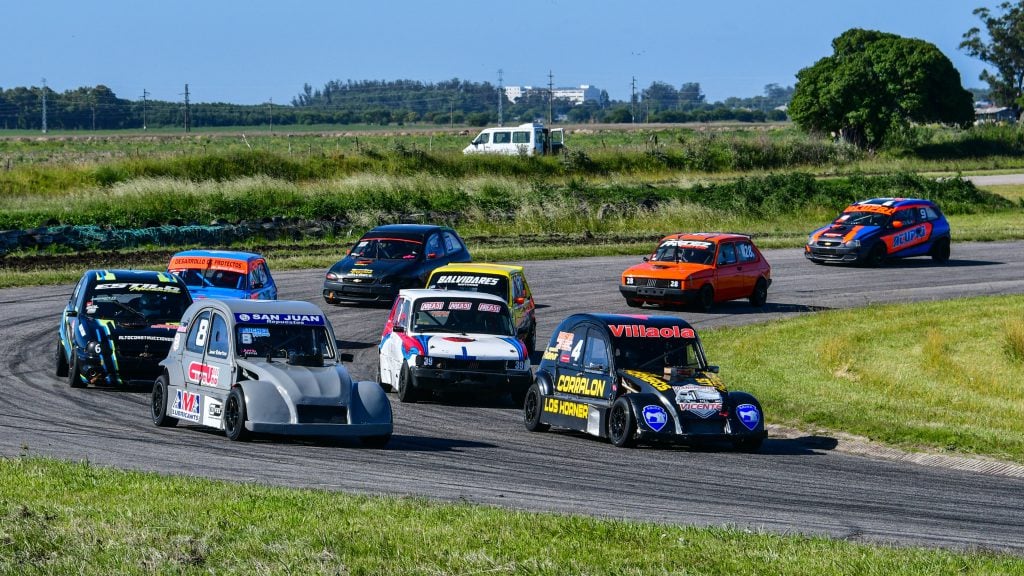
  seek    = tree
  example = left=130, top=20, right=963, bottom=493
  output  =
left=789, top=29, right=974, bottom=149
left=679, top=82, right=704, bottom=109
left=961, top=2, right=1024, bottom=107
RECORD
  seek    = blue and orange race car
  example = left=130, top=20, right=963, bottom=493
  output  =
left=168, top=250, right=277, bottom=300
left=805, top=198, right=951, bottom=266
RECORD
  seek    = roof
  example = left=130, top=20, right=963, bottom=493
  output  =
left=558, top=313, right=697, bottom=334
left=429, top=262, right=524, bottom=276
left=851, top=198, right=934, bottom=208
left=84, top=269, right=183, bottom=284
left=170, top=249, right=264, bottom=263
left=398, top=288, right=506, bottom=304
left=660, top=232, right=751, bottom=243
left=364, top=224, right=451, bottom=238
left=168, top=250, right=265, bottom=272
left=187, top=298, right=327, bottom=318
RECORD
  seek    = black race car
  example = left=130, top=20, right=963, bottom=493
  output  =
left=57, top=270, right=193, bottom=387
left=523, top=313, right=766, bottom=450
left=323, top=224, right=472, bottom=305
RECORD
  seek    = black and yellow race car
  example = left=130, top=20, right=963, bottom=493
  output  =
left=523, top=313, right=766, bottom=450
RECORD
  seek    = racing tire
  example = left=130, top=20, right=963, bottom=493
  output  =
left=695, top=284, right=715, bottom=313
left=223, top=387, right=250, bottom=441
left=377, top=361, right=392, bottom=392
left=360, top=434, right=392, bottom=448
left=607, top=396, right=637, bottom=448
left=397, top=364, right=420, bottom=403
left=525, top=324, right=537, bottom=353
left=67, top=353, right=86, bottom=389
left=862, top=243, right=886, bottom=267
left=625, top=298, right=643, bottom=308
left=55, top=339, right=69, bottom=377
left=930, top=237, right=951, bottom=263
left=749, top=278, right=768, bottom=307
left=151, top=375, right=178, bottom=428
left=523, top=384, right=550, bottom=432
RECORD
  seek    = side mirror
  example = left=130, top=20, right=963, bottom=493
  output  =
left=252, top=282, right=263, bottom=289
left=392, top=324, right=406, bottom=333
left=892, top=220, right=904, bottom=229
left=339, top=352, right=354, bottom=363
left=66, top=309, right=78, bottom=317
left=427, top=252, right=438, bottom=259
left=642, top=256, right=650, bottom=262
left=705, top=365, right=720, bottom=374
left=514, top=296, right=525, bottom=305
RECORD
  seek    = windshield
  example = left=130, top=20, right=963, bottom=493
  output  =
left=350, top=237, right=422, bottom=260
left=428, top=274, right=508, bottom=299
left=235, top=324, right=335, bottom=359
left=650, top=242, right=714, bottom=265
left=84, top=284, right=190, bottom=323
left=413, top=299, right=514, bottom=336
left=172, top=268, right=247, bottom=290
left=834, top=211, right=890, bottom=227
left=614, top=337, right=703, bottom=374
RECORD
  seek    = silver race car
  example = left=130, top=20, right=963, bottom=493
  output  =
left=151, top=299, right=393, bottom=446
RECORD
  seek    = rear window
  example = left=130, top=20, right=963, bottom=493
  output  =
left=428, top=273, right=508, bottom=300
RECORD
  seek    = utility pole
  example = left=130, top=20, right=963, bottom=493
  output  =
left=41, top=78, right=48, bottom=134
left=497, top=69, right=504, bottom=127
left=268, top=97, right=273, bottom=132
left=631, top=76, right=637, bottom=124
left=547, top=69, right=554, bottom=125
left=182, top=83, right=191, bottom=133
left=141, top=89, right=149, bottom=130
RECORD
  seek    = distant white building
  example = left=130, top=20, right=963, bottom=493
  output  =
left=504, top=84, right=600, bottom=105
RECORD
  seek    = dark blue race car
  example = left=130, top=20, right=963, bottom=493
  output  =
left=805, top=198, right=951, bottom=266
left=523, top=313, right=766, bottom=450
left=57, top=270, right=193, bottom=387
left=323, top=224, right=471, bottom=305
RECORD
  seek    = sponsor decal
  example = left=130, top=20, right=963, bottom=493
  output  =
left=441, top=336, right=475, bottom=343
left=434, top=274, right=500, bottom=286
left=207, top=401, right=222, bottom=418
left=117, top=335, right=175, bottom=342
left=94, top=283, right=182, bottom=294
left=448, top=301, right=472, bottom=311
left=233, top=313, right=324, bottom=326
left=622, top=370, right=671, bottom=392
left=478, top=303, right=501, bottom=313
left=543, top=397, right=588, bottom=419
left=556, top=374, right=607, bottom=398
left=149, top=323, right=181, bottom=330
left=172, top=333, right=182, bottom=351
left=420, top=301, right=444, bottom=311
left=241, top=333, right=253, bottom=344
left=542, top=347, right=559, bottom=361
left=661, top=239, right=712, bottom=249
left=609, top=324, right=695, bottom=339
left=736, top=403, right=761, bottom=431
left=170, top=390, right=202, bottom=422
left=678, top=402, right=722, bottom=419
left=558, top=352, right=571, bottom=364
left=891, top=225, right=928, bottom=249
left=239, top=327, right=271, bottom=337
left=169, top=256, right=247, bottom=272
left=187, top=361, right=220, bottom=386
left=846, top=204, right=895, bottom=215
left=555, top=331, right=574, bottom=351
left=350, top=268, right=373, bottom=275
left=643, top=405, right=668, bottom=432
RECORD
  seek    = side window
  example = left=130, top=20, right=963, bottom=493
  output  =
left=512, top=131, right=531, bottom=144
left=512, top=274, right=525, bottom=301
left=737, top=241, right=757, bottom=263
left=717, top=243, right=738, bottom=266
left=923, top=206, right=939, bottom=221
left=493, top=131, right=511, bottom=144
left=558, top=325, right=589, bottom=369
left=477, top=133, right=490, bottom=144
left=207, top=313, right=230, bottom=358
left=186, top=311, right=212, bottom=354
left=442, top=231, right=463, bottom=254
left=425, top=234, right=443, bottom=257
left=396, top=298, right=411, bottom=328
left=894, top=208, right=917, bottom=225
left=70, top=277, right=86, bottom=310
left=582, top=333, right=610, bottom=373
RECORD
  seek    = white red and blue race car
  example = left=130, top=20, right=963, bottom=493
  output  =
left=377, top=289, right=531, bottom=403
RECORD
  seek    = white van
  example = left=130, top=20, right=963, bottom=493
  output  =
left=463, top=122, right=565, bottom=156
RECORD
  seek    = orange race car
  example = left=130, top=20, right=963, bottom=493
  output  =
left=619, top=233, right=772, bottom=312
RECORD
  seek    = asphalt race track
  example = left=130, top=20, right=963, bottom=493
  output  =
left=2, top=242, right=1024, bottom=552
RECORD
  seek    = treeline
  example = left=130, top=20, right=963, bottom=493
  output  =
left=0, top=79, right=791, bottom=131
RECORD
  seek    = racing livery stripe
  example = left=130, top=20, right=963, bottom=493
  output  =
left=499, top=336, right=528, bottom=360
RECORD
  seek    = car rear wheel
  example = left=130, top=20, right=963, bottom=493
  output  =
left=695, top=284, right=714, bottom=312
left=608, top=397, right=637, bottom=448
left=397, top=364, right=420, bottom=403
left=523, top=384, right=550, bottom=432
left=151, top=375, right=178, bottom=428
left=931, top=237, right=951, bottom=263
left=67, top=353, right=85, bottom=389
left=55, top=339, right=69, bottom=377
left=223, top=387, right=249, bottom=441
left=749, top=278, right=768, bottom=307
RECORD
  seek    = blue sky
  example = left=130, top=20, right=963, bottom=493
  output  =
left=2, top=0, right=993, bottom=105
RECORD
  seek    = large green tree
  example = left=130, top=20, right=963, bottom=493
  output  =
left=789, top=29, right=974, bottom=149
left=961, top=1, right=1024, bottom=107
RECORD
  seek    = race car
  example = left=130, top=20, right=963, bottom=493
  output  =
left=168, top=249, right=277, bottom=300
left=426, top=262, right=538, bottom=351
left=805, top=198, right=951, bottom=266
left=523, top=313, right=766, bottom=450
left=619, top=233, right=772, bottom=311
left=57, top=270, right=193, bottom=387
left=151, top=299, right=393, bottom=445
left=378, top=289, right=531, bottom=403
left=323, top=224, right=471, bottom=305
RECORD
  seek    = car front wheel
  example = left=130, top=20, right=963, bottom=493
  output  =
left=223, top=387, right=249, bottom=441
left=55, top=339, right=69, bottom=377
left=397, top=364, right=420, bottom=403
left=607, top=397, right=637, bottom=448
left=696, top=284, right=714, bottom=312
left=151, top=375, right=178, bottom=427
left=523, top=384, right=550, bottom=432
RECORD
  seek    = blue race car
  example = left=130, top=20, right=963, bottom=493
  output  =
left=805, top=198, right=951, bottom=266
left=57, top=270, right=193, bottom=387
left=168, top=250, right=277, bottom=300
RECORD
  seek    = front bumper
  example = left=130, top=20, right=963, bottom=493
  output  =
left=410, top=366, right=532, bottom=392
left=804, top=244, right=862, bottom=263
left=246, top=421, right=393, bottom=438
left=323, top=279, right=398, bottom=303
left=619, top=285, right=697, bottom=305
left=76, top=348, right=163, bottom=386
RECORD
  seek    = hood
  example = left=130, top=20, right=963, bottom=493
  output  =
left=618, top=368, right=727, bottom=395
left=332, top=257, right=419, bottom=278
left=237, top=358, right=350, bottom=404
left=186, top=286, right=249, bottom=300
left=623, top=261, right=712, bottom=278
left=811, top=224, right=878, bottom=244
left=90, top=318, right=179, bottom=350
left=423, top=334, right=526, bottom=361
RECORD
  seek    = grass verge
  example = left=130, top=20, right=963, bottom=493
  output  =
left=702, top=294, right=1024, bottom=464
left=1, top=457, right=1021, bottom=575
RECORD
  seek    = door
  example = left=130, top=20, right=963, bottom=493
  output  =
left=714, top=242, right=743, bottom=300
left=733, top=240, right=761, bottom=298
left=381, top=297, right=411, bottom=385
left=177, top=309, right=213, bottom=425
left=197, top=311, right=234, bottom=428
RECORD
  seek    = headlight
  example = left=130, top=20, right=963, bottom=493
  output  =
left=807, top=234, right=816, bottom=245
left=326, top=272, right=339, bottom=281
left=507, top=360, right=529, bottom=371
left=624, top=276, right=634, bottom=285
left=842, top=239, right=861, bottom=248
left=87, top=341, right=103, bottom=355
